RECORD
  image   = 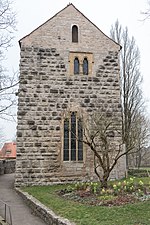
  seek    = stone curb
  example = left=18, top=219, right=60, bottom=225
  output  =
left=15, top=188, right=76, bottom=225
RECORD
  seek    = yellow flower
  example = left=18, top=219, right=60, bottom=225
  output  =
left=101, top=188, right=105, bottom=193
left=123, top=180, right=126, bottom=185
left=139, top=180, right=144, bottom=186
left=113, top=184, right=117, bottom=189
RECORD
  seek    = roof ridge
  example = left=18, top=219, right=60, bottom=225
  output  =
left=19, top=3, right=121, bottom=49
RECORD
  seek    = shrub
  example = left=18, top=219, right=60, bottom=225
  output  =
left=128, top=169, right=149, bottom=177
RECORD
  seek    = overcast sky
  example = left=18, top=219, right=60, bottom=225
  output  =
left=1, top=0, right=150, bottom=144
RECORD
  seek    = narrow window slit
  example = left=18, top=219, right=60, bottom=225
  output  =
left=72, top=25, right=78, bottom=43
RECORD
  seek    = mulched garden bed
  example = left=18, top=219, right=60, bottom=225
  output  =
left=57, top=189, right=139, bottom=206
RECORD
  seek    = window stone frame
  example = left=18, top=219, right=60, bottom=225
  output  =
left=69, top=52, right=93, bottom=76
left=62, top=111, right=84, bottom=162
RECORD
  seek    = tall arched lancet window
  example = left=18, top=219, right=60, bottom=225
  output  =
left=72, top=25, right=78, bottom=43
left=63, top=118, right=69, bottom=161
left=71, top=112, right=76, bottom=161
left=83, top=58, right=88, bottom=75
left=74, top=57, right=79, bottom=74
left=63, top=112, right=83, bottom=161
left=78, top=118, right=83, bottom=161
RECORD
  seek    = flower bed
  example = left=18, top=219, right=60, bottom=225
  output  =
left=58, top=177, right=150, bottom=206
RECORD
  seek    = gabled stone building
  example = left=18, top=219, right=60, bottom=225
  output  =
left=15, top=4, right=126, bottom=186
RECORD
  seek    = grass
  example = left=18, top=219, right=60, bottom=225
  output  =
left=23, top=177, right=150, bottom=225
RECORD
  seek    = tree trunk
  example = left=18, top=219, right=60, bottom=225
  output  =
left=101, top=172, right=109, bottom=188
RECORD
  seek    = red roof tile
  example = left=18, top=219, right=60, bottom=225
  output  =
left=0, top=142, right=16, bottom=158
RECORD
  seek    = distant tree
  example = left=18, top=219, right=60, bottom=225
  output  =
left=110, top=20, right=145, bottom=168
left=141, top=146, right=150, bottom=168
left=0, top=0, right=18, bottom=120
left=128, top=114, right=150, bottom=168
left=142, top=0, right=150, bottom=20
left=0, top=127, right=4, bottom=148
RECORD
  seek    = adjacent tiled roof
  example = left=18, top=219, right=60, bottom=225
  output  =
left=0, top=142, right=16, bottom=158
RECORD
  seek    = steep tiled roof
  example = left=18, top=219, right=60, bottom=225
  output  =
left=0, top=142, right=16, bottom=158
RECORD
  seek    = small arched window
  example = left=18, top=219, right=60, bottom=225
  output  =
left=74, top=57, right=79, bottom=74
left=83, top=58, right=88, bottom=75
left=72, top=25, right=78, bottom=43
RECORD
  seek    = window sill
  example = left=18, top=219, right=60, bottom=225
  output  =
left=63, top=161, right=84, bottom=163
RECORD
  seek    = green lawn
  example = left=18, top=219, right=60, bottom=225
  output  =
left=23, top=177, right=150, bottom=225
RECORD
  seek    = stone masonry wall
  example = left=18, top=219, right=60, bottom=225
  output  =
left=0, top=160, right=16, bottom=175
left=15, top=46, right=125, bottom=186
left=19, top=4, right=120, bottom=77
left=15, top=4, right=126, bottom=186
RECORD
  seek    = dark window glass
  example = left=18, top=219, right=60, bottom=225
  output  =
left=78, top=118, right=83, bottom=161
left=63, top=119, right=69, bottom=161
left=72, top=25, right=78, bottom=43
left=83, top=58, right=88, bottom=75
left=63, top=113, right=83, bottom=162
left=74, top=57, right=79, bottom=75
left=71, top=112, right=76, bottom=161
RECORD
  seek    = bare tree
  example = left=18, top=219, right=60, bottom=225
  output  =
left=142, top=0, right=150, bottom=20
left=0, top=0, right=16, bottom=52
left=0, top=127, right=5, bottom=149
left=0, top=71, right=18, bottom=120
left=110, top=20, right=145, bottom=168
left=141, top=146, right=150, bottom=168
left=0, top=0, right=18, bottom=120
left=78, top=111, right=127, bottom=188
left=128, top=114, right=150, bottom=168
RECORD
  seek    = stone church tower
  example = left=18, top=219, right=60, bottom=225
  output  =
left=15, top=4, right=126, bottom=186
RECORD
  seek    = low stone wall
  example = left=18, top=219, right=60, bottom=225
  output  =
left=0, top=160, right=16, bottom=175
left=16, top=188, right=75, bottom=225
